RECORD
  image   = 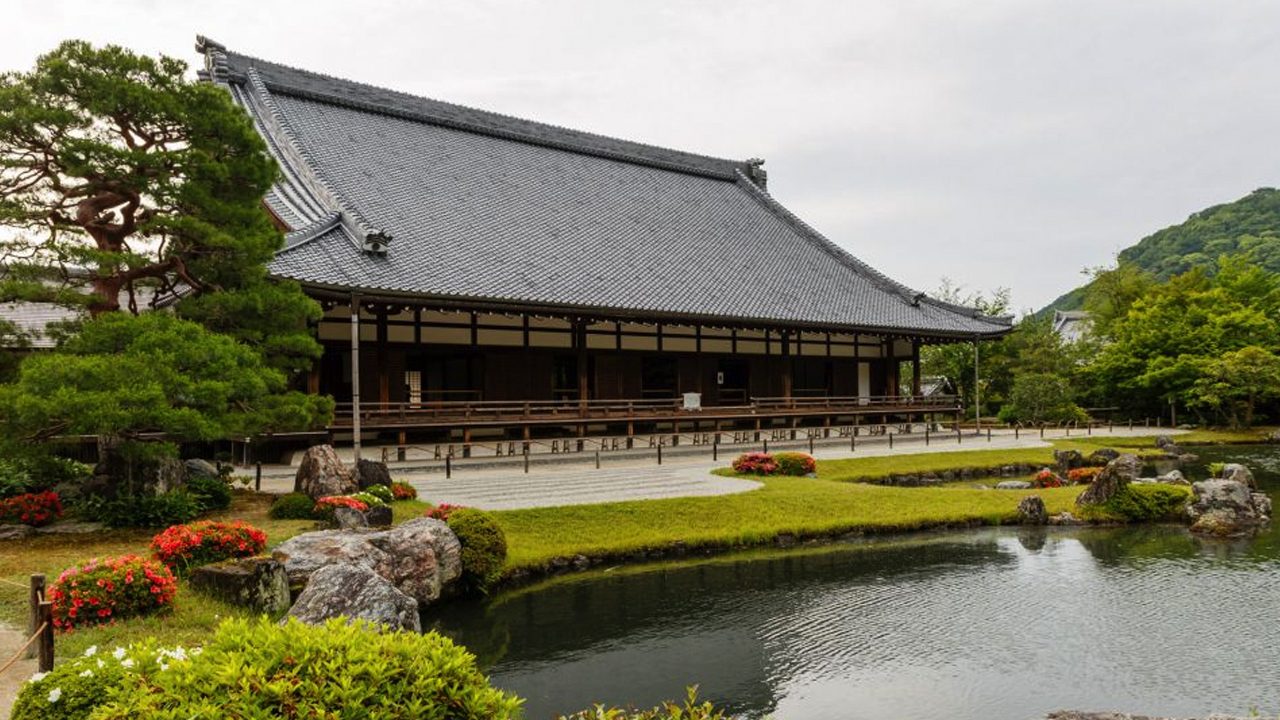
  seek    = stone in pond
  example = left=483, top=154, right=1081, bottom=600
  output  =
left=1016, top=495, right=1048, bottom=525
left=189, top=556, right=291, bottom=615
left=1186, top=479, right=1270, bottom=537
left=1157, top=469, right=1189, bottom=485
left=995, top=480, right=1032, bottom=490
left=285, top=563, right=420, bottom=632
left=1220, top=463, right=1256, bottom=490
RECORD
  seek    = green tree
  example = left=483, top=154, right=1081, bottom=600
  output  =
left=997, top=373, right=1087, bottom=425
left=1186, top=346, right=1280, bottom=428
left=0, top=40, right=320, bottom=371
left=920, top=282, right=1014, bottom=415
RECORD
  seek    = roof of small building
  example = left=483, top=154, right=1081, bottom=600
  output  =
left=196, top=37, right=1010, bottom=339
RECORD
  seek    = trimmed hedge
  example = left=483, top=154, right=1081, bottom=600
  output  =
left=447, top=508, right=508, bottom=593
left=268, top=492, right=317, bottom=520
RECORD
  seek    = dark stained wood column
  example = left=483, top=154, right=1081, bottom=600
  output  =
left=911, top=339, right=922, bottom=397
left=575, top=319, right=588, bottom=413
left=781, top=331, right=793, bottom=401
left=376, top=308, right=389, bottom=408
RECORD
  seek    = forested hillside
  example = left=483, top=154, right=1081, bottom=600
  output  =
left=1043, top=187, right=1280, bottom=312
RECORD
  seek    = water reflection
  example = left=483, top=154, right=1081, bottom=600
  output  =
left=427, top=446, right=1280, bottom=720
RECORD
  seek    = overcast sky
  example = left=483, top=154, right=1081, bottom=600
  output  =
left=6, top=0, right=1279, bottom=312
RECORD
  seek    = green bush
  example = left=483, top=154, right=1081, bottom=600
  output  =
left=560, top=688, right=730, bottom=719
left=364, top=483, right=394, bottom=504
left=186, top=474, right=232, bottom=511
left=349, top=491, right=387, bottom=508
left=268, top=492, right=318, bottom=520
left=773, top=452, right=817, bottom=476
left=1099, top=484, right=1191, bottom=522
left=447, top=508, right=508, bottom=592
left=11, top=643, right=171, bottom=720
left=93, top=618, right=523, bottom=719
left=80, top=491, right=203, bottom=528
left=0, top=455, right=90, bottom=499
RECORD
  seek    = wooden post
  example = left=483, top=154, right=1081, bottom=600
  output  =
left=37, top=600, right=53, bottom=672
left=575, top=319, right=589, bottom=415
left=524, top=447, right=529, bottom=474
left=445, top=455, right=452, bottom=479
left=254, top=462, right=262, bottom=492
left=350, top=294, right=363, bottom=463
left=398, top=430, right=407, bottom=462
left=911, top=339, right=922, bottom=398
left=377, top=309, right=390, bottom=409
left=27, top=574, right=44, bottom=659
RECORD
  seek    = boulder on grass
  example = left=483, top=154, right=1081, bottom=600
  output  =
left=366, top=517, right=462, bottom=604
left=331, top=506, right=368, bottom=530
left=0, top=524, right=36, bottom=541
left=189, top=557, right=291, bottom=615
left=1076, top=454, right=1140, bottom=507
left=354, top=459, right=393, bottom=490
left=184, top=458, right=220, bottom=480
left=364, top=504, right=393, bottom=528
left=285, top=563, right=420, bottom=632
left=1017, top=495, right=1048, bottom=525
left=1054, top=449, right=1085, bottom=472
left=995, top=480, right=1031, bottom=490
left=294, top=445, right=356, bottom=500
left=1086, top=448, right=1120, bottom=467
left=272, top=530, right=393, bottom=589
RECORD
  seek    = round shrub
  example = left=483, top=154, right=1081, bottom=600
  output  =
left=773, top=452, right=816, bottom=476
left=312, top=495, right=369, bottom=521
left=446, top=508, right=508, bottom=592
left=1031, top=469, right=1064, bottom=488
left=348, top=490, right=387, bottom=507
left=151, top=520, right=267, bottom=573
left=0, top=490, right=63, bottom=526
left=1067, top=466, right=1104, bottom=485
left=732, top=452, right=778, bottom=475
left=49, top=555, right=177, bottom=631
left=424, top=502, right=464, bottom=521
left=268, top=492, right=317, bottom=520
left=364, top=484, right=394, bottom=504
left=92, top=618, right=523, bottom=719
left=390, top=481, right=417, bottom=501
left=80, top=491, right=202, bottom=529
left=11, top=643, right=174, bottom=720
left=186, top=474, right=232, bottom=511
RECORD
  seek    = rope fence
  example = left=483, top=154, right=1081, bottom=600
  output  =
left=0, top=574, right=54, bottom=677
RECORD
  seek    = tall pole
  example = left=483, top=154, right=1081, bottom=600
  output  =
left=350, top=293, right=362, bottom=463
left=973, top=337, right=980, bottom=435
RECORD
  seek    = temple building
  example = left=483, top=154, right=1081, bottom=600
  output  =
left=195, top=37, right=1010, bottom=454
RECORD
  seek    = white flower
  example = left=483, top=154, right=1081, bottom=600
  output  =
left=28, top=672, right=47, bottom=683
left=83, top=645, right=98, bottom=657
left=158, top=662, right=169, bottom=672
left=47, top=687, right=62, bottom=703
left=169, top=647, right=187, bottom=661
left=79, top=670, right=93, bottom=678
left=112, top=647, right=126, bottom=660
left=96, top=659, right=104, bottom=669
left=120, top=658, right=135, bottom=669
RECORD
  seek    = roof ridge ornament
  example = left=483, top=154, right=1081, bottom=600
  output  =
left=745, top=158, right=768, bottom=191
left=194, top=35, right=229, bottom=83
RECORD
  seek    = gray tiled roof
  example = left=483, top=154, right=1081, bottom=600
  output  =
left=0, top=302, right=80, bottom=349
left=197, top=37, right=1010, bottom=339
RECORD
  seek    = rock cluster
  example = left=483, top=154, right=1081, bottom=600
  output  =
left=189, top=557, right=291, bottom=615
left=1076, top=454, right=1141, bottom=506
left=1016, top=495, right=1048, bottom=525
left=271, top=517, right=463, bottom=629
left=293, top=445, right=357, bottom=500
left=1186, top=475, right=1271, bottom=538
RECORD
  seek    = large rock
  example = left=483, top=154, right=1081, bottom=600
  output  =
left=293, top=445, right=356, bottom=500
left=1086, top=448, right=1120, bottom=467
left=89, top=446, right=188, bottom=499
left=0, top=524, right=36, bottom=541
left=1219, top=463, right=1256, bottom=490
left=1154, top=434, right=1185, bottom=456
left=189, top=557, right=291, bottom=615
left=366, top=518, right=462, bottom=604
left=1186, top=479, right=1271, bottom=537
left=1054, top=449, right=1085, bottom=472
left=995, top=480, right=1032, bottom=490
left=1156, top=469, right=1189, bottom=485
left=1076, top=454, right=1140, bottom=506
left=184, top=458, right=221, bottom=480
left=353, top=459, right=393, bottom=490
left=331, top=506, right=368, bottom=530
left=272, top=530, right=393, bottom=588
left=285, top=563, right=420, bottom=632
left=271, top=518, right=462, bottom=605
left=1017, top=495, right=1048, bottom=525
left=364, top=504, right=393, bottom=528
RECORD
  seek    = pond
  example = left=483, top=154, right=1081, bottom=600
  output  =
left=426, top=445, right=1280, bottom=720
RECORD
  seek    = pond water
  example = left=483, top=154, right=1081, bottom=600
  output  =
left=426, top=445, right=1280, bottom=720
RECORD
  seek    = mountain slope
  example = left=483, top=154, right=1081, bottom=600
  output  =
left=1042, top=187, right=1280, bottom=313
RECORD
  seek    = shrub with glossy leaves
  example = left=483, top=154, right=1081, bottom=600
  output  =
left=349, top=490, right=387, bottom=507
left=268, top=492, right=317, bottom=519
left=559, top=687, right=731, bottom=719
left=364, top=484, right=395, bottom=504
left=10, top=643, right=178, bottom=720
left=150, top=520, right=267, bottom=573
left=772, top=452, right=816, bottom=476
left=186, top=473, right=232, bottom=511
left=93, top=618, right=523, bottom=719
left=447, top=508, right=508, bottom=592
left=49, top=555, right=177, bottom=631
left=78, top=491, right=202, bottom=529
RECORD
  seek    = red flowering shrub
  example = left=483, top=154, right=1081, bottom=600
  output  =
left=391, top=481, right=418, bottom=501
left=732, top=452, right=779, bottom=475
left=1067, top=466, right=1104, bottom=484
left=0, top=490, right=63, bottom=527
left=313, top=495, right=368, bottom=520
left=49, top=554, right=177, bottom=631
left=1032, top=469, right=1064, bottom=488
left=424, top=503, right=464, bottom=521
left=150, top=521, right=268, bottom=573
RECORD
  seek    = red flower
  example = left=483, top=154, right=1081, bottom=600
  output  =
left=0, top=491, right=63, bottom=527
left=50, top=555, right=176, bottom=631
left=150, top=521, right=267, bottom=573
left=423, top=503, right=464, bottom=521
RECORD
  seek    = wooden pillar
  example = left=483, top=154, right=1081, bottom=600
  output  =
left=377, top=308, right=389, bottom=408
left=911, top=339, right=922, bottom=398
left=350, top=294, right=362, bottom=463
left=781, top=331, right=793, bottom=402
left=575, top=319, right=589, bottom=413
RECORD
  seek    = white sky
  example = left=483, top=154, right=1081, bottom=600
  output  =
left=6, top=0, right=1279, bottom=312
